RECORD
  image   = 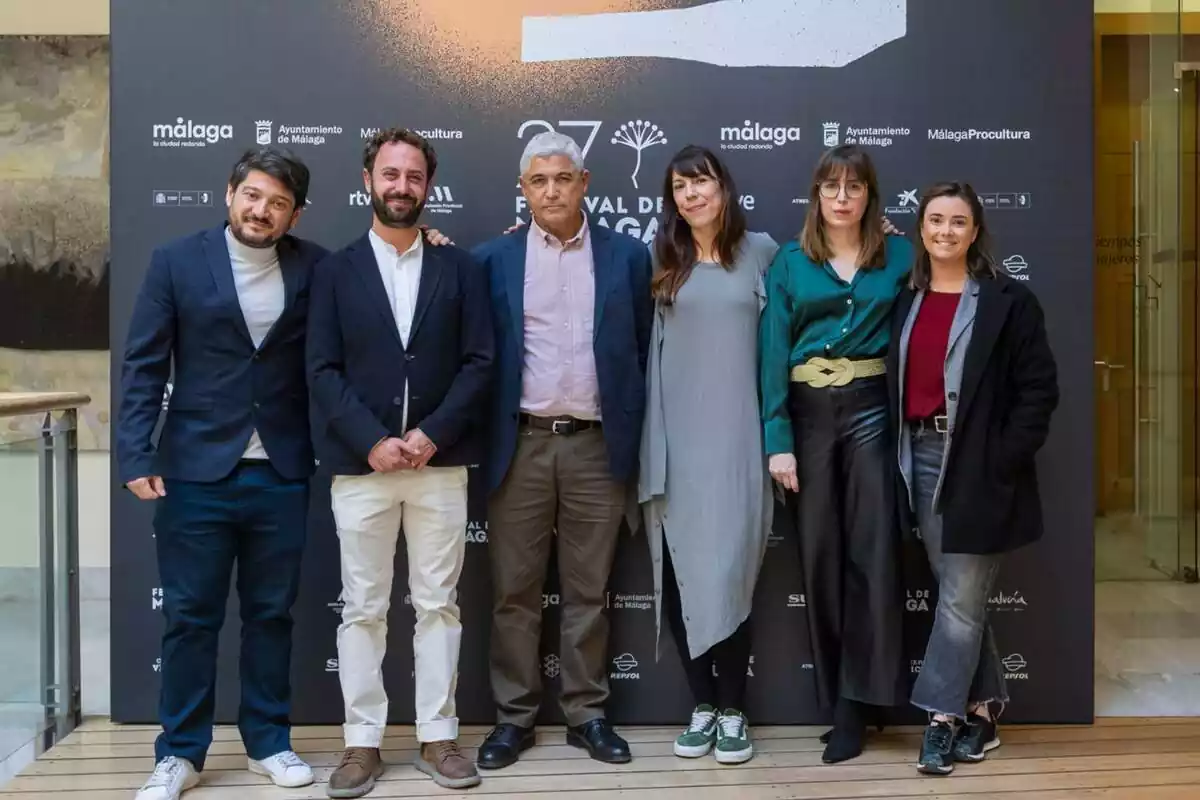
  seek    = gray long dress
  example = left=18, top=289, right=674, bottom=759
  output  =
left=638, top=231, right=779, bottom=659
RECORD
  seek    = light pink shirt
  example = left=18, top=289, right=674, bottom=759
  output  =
left=520, top=214, right=601, bottom=420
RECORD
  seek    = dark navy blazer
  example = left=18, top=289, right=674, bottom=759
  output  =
left=471, top=223, right=653, bottom=493
left=116, top=225, right=328, bottom=485
left=306, top=234, right=495, bottom=475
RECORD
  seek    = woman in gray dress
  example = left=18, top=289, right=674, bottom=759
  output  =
left=638, top=145, right=777, bottom=766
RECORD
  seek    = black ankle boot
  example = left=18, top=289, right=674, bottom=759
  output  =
left=822, top=697, right=868, bottom=764
left=820, top=704, right=885, bottom=743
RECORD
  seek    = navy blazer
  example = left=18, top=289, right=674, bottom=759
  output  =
left=472, top=223, right=653, bottom=493
left=306, top=233, right=494, bottom=475
left=116, top=225, right=328, bottom=485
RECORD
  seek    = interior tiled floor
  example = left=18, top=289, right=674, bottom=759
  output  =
left=1096, top=580, right=1200, bottom=716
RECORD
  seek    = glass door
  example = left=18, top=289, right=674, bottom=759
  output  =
left=1093, top=6, right=1197, bottom=582
left=1181, top=63, right=1199, bottom=582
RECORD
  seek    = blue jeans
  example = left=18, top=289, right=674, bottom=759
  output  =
left=908, top=425, right=1008, bottom=720
left=153, top=460, right=308, bottom=770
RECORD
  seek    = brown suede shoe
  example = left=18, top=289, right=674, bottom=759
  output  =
left=415, top=740, right=481, bottom=789
left=326, top=747, right=384, bottom=798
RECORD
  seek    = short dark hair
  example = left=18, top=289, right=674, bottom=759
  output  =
left=228, top=146, right=310, bottom=210
left=909, top=181, right=999, bottom=290
left=362, top=127, right=438, bottom=180
left=652, top=145, right=747, bottom=304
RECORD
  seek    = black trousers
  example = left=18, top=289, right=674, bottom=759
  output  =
left=661, top=541, right=752, bottom=712
left=787, top=376, right=905, bottom=711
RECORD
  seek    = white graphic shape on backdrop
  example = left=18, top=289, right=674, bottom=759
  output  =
left=521, top=0, right=906, bottom=68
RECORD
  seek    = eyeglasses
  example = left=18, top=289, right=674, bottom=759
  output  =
left=818, top=179, right=867, bottom=199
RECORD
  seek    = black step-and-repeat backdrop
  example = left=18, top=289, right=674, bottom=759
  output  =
left=111, top=0, right=1095, bottom=725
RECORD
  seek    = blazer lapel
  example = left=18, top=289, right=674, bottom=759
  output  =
left=277, top=236, right=304, bottom=313
left=409, top=241, right=442, bottom=340
left=506, top=229, right=530, bottom=353
left=590, top=225, right=616, bottom=342
left=349, top=234, right=405, bottom=350
left=957, top=278, right=1011, bottom=419
left=946, top=278, right=980, bottom=355
left=203, top=226, right=253, bottom=345
left=895, top=287, right=921, bottom=414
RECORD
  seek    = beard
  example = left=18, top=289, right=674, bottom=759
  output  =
left=228, top=212, right=282, bottom=248
left=371, top=188, right=425, bottom=228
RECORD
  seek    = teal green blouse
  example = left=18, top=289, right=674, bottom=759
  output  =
left=759, top=235, right=914, bottom=454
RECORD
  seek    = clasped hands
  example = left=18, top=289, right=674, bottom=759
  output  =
left=369, top=429, right=437, bottom=473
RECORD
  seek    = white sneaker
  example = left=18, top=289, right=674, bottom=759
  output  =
left=134, top=756, right=199, bottom=800
left=248, top=750, right=315, bottom=788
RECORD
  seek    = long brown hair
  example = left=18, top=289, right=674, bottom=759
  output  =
left=651, top=145, right=747, bottom=304
left=909, top=181, right=999, bottom=290
left=799, top=144, right=886, bottom=269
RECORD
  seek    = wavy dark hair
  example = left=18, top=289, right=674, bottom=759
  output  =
left=799, top=144, right=886, bottom=269
left=651, top=145, right=747, bottom=304
left=909, top=181, right=998, bottom=290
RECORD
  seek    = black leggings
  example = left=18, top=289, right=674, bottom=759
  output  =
left=661, top=541, right=752, bottom=712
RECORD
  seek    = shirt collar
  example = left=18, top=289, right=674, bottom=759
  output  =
left=369, top=228, right=423, bottom=259
left=529, top=212, right=588, bottom=250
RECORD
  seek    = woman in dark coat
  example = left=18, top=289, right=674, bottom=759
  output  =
left=884, top=181, right=1058, bottom=776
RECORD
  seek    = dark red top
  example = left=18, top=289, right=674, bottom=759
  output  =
left=904, top=290, right=961, bottom=420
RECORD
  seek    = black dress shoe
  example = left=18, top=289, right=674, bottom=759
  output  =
left=822, top=697, right=868, bottom=764
left=477, top=723, right=536, bottom=770
left=566, top=718, right=631, bottom=764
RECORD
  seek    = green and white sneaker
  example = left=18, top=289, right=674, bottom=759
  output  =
left=714, top=709, right=753, bottom=764
left=673, top=704, right=719, bottom=758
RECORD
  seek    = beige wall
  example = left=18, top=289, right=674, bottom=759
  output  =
left=0, top=1, right=108, bottom=35
left=0, top=1, right=109, bottom=35
left=1096, top=0, right=1200, bottom=12
left=0, top=451, right=110, bottom=569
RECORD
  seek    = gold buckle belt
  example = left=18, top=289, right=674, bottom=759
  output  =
left=790, top=357, right=886, bottom=388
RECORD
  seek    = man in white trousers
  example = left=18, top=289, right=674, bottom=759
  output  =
left=306, top=127, right=494, bottom=797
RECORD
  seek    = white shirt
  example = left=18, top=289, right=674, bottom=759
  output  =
left=225, top=226, right=285, bottom=460
left=368, top=229, right=423, bottom=431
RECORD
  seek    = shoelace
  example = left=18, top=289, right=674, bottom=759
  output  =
left=688, top=709, right=717, bottom=733
left=718, top=714, right=745, bottom=738
left=431, top=740, right=464, bottom=761
left=927, top=723, right=954, bottom=751
left=272, top=751, right=306, bottom=769
left=143, top=757, right=183, bottom=788
left=339, top=748, right=373, bottom=768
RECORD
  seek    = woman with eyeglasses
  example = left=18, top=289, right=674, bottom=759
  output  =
left=760, top=143, right=909, bottom=764
left=639, top=144, right=777, bottom=766
left=885, top=182, right=1057, bottom=775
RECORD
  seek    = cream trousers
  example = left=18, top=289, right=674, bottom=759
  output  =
left=331, top=466, right=468, bottom=746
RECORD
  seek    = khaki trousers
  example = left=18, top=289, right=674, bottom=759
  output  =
left=487, top=426, right=627, bottom=727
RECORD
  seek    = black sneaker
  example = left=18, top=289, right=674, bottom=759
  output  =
left=916, top=720, right=956, bottom=775
left=953, top=713, right=999, bottom=762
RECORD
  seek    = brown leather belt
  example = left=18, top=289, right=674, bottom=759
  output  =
left=519, top=413, right=601, bottom=435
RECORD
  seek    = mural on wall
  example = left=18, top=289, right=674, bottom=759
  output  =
left=0, top=36, right=110, bottom=449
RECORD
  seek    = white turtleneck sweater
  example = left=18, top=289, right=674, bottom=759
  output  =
left=225, top=226, right=285, bottom=461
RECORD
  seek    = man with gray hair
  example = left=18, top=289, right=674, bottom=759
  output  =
left=470, top=131, right=652, bottom=768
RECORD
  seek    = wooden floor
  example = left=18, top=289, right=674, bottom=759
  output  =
left=3, top=717, right=1200, bottom=798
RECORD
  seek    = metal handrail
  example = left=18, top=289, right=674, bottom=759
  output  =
left=0, top=392, right=90, bottom=753
left=0, top=392, right=91, bottom=418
